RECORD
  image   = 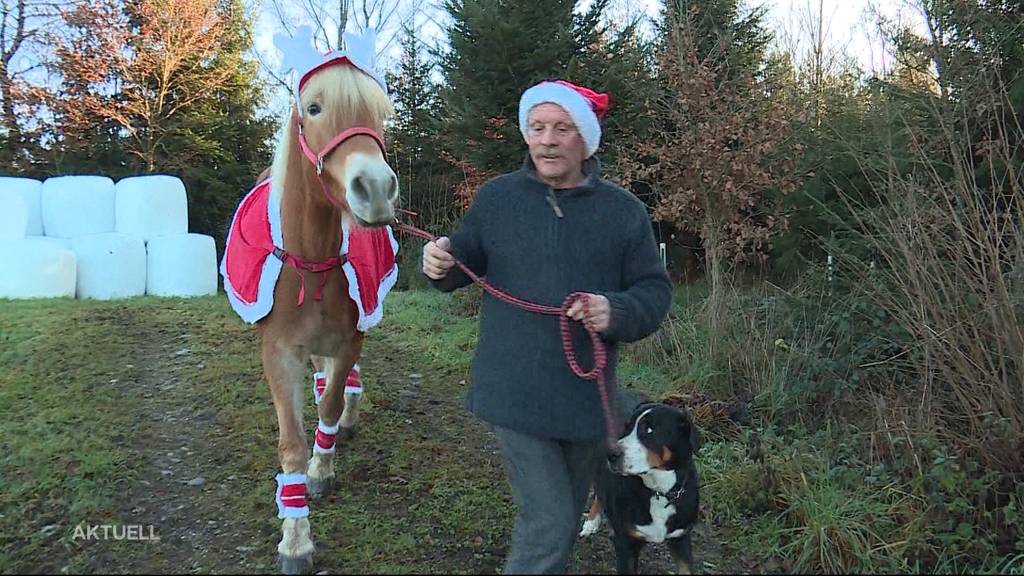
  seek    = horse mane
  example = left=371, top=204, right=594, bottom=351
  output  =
left=270, top=65, right=394, bottom=203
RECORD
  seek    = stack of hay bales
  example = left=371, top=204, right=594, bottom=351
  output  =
left=0, top=174, right=217, bottom=300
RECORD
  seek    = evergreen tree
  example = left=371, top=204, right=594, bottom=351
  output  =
left=573, top=17, right=658, bottom=181
left=438, top=0, right=606, bottom=176
left=386, top=24, right=451, bottom=227
left=158, top=0, right=276, bottom=256
left=658, top=0, right=772, bottom=85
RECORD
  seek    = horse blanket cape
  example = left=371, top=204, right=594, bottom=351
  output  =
left=221, top=179, right=399, bottom=331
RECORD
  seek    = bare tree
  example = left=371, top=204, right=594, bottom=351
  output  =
left=775, top=0, right=851, bottom=125
left=50, top=0, right=235, bottom=171
left=0, top=0, right=58, bottom=168
left=267, top=0, right=423, bottom=56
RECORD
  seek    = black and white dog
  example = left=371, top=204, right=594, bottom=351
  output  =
left=581, top=392, right=701, bottom=574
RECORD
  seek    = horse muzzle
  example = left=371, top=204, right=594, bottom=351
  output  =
left=345, top=157, right=398, bottom=227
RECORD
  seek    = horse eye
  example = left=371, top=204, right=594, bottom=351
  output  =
left=307, top=103, right=321, bottom=116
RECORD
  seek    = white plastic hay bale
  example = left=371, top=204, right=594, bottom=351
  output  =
left=115, top=175, right=189, bottom=242
left=145, top=233, right=217, bottom=297
left=0, top=192, right=27, bottom=240
left=0, top=239, right=76, bottom=299
left=71, top=233, right=146, bottom=300
left=41, top=175, right=115, bottom=238
left=0, top=177, right=42, bottom=235
left=25, top=235, right=73, bottom=250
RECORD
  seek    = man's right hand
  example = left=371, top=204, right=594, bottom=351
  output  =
left=422, top=236, right=456, bottom=280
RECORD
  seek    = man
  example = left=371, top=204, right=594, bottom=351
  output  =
left=422, top=79, right=672, bottom=574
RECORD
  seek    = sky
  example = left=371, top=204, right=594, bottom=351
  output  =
left=249, top=0, right=928, bottom=118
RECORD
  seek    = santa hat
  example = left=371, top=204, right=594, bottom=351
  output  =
left=273, top=26, right=386, bottom=113
left=518, top=80, right=611, bottom=158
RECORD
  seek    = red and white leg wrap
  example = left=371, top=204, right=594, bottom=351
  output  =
left=275, top=473, right=309, bottom=519
left=313, top=418, right=340, bottom=455
left=312, top=371, right=327, bottom=405
left=345, top=364, right=363, bottom=395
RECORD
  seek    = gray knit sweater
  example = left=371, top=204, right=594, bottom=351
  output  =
left=430, top=155, right=673, bottom=441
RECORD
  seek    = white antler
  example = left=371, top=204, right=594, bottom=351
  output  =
left=274, top=24, right=387, bottom=97
left=273, top=25, right=324, bottom=80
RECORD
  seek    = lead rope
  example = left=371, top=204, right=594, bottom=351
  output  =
left=394, top=219, right=618, bottom=451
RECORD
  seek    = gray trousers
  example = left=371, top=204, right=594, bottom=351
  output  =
left=493, top=425, right=604, bottom=575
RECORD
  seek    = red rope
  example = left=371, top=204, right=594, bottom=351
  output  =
left=273, top=249, right=344, bottom=306
left=394, top=220, right=618, bottom=450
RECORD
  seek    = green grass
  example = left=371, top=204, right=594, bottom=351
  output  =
left=0, top=293, right=509, bottom=574
left=2, top=287, right=1019, bottom=574
left=0, top=299, right=146, bottom=569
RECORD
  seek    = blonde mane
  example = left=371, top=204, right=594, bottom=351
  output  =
left=270, top=65, right=394, bottom=203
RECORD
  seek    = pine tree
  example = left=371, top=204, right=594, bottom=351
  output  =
left=659, top=0, right=772, bottom=85
left=573, top=16, right=658, bottom=181
left=158, top=0, right=276, bottom=255
left=438, top=0, right=606, bottom=176
left=387, top=24, right=448, bottom=225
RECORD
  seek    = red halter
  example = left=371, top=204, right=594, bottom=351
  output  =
left=293, top=104, right=388, bottom=212
left=269, top=107, right=389, bottom=306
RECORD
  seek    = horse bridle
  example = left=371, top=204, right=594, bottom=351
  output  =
left=293, top=104, right=388, bottom=213
left=260, top=105, right=390, bottom=307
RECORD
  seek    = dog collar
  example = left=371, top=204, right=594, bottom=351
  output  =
left=655, top=484, right=687, bottom=504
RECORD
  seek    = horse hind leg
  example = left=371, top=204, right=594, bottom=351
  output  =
left=306, top=354, right=360, bottom=499
left=338, top=362, right=363, bottom=441
left=264, top=342, right=315, bottom=574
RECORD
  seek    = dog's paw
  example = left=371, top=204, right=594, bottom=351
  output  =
left=579, top=515, right=601, bottom=537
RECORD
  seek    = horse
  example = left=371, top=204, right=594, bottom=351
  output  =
left=225, top=59, right=398, bottom=573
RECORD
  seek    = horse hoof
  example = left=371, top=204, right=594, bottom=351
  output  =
left=307, top=476, right=335, bottom=499
left=278, top=553, right=313, bottom=575
left=338, top=426, right=357, bottom=442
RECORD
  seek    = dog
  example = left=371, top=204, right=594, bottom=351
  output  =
left=581, top=391, right=701, bottom=574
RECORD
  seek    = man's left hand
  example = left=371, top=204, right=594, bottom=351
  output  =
left=565, top=294, right=611, bottom=334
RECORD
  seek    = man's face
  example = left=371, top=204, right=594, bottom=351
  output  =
left=526, top=103, right=587, bottom=187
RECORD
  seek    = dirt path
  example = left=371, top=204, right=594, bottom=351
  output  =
left=66, top=306, right=272, bottom=574
left=34, top=302, right=747, bottom=575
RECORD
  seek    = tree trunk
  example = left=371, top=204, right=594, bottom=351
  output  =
left=704, top=219, right=726, bottom=355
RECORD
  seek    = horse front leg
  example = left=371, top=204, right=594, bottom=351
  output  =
left=264, top=340, right=315, bottom=574
left=307, top=343, right=362, bottom=499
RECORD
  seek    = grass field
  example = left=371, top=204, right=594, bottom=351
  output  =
left=3, top=290, right=1021, bottom=574
left=0, top=291, right=744, bottom=574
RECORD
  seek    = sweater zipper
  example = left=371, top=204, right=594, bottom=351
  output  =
left=546, top=188, right=564, bottom=218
